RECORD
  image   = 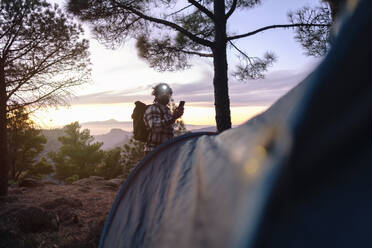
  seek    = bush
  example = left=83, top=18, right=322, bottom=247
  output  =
left=25, top=157, right=54, bottom=180
left=97, top=147, right=123, bottom=180
left=65, top=175, right=79, bottom=185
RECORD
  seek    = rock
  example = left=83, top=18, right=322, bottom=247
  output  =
left=89, top=176, right=104, bottom=181
left=55, top=206, right=79, bottom=225
left=72, top=178, right=92, bottom=186
left=43, top=180, right=59, bottom=185
left=78, top=186, right=90, bottom=193
left=18, top=178, right=43, bottom=187
left=41, top=197, right=83, bottom=209
left=72, top=176, right=105, bottom=186
left=104, top=179, right=123, bottom=189
left=72, top=177, right=104, bottom=186
left=115, top=174, right=126, bottom=179
left=15, top=206, right=59, bottom=233
left=101, top=185, right=117, bottom=191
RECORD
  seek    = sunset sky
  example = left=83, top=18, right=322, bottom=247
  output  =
left=32, top=0, right=322, bottom=131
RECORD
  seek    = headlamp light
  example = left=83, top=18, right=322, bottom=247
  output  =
left=154, top=83, right=172, bottom=97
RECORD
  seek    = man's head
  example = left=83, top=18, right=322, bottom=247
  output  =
left=152, top=83, right=173, bottom=105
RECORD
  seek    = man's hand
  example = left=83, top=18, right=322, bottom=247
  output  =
left=173, top=106, right=184, bottom=120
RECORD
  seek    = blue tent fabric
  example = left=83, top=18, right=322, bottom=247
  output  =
left=99, top=131, right=218, bottom=247
left=99, top=1, right=372, bottom=247
left=252, top=1, right=372, bottom=247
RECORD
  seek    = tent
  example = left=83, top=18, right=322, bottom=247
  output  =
left=99, top=1, right=372, bottom=247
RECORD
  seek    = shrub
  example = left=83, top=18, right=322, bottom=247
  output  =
left=65, top=175, right=79, bottom=185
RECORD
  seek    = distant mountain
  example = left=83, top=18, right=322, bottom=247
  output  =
left=93, top=128, right=131, bottom=150
left=81, top=119, right=133, bottom=135
left=40, top=127, right=131, bottom=156
left=40, top=129, right=66, bottom=157
left=81, top=119, right=127, bottom=125
left=190, top=126, right=217, bottom=133
left=81, top=119, right=217, bottom=135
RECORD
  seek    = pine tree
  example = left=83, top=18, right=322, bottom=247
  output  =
left=288, top=2, right=332, bottom=57
left=26, top=157, right=54, bottom=180
left=49, top=122, right=104, bottom=181
left=0, top=0, right=90, bottom=195
left=323, top=0, right=343, bottom=21
left=7, top=106, right=49, bottom=181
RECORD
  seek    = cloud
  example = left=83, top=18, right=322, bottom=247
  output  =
left=71, top=68, right=310, bottom=107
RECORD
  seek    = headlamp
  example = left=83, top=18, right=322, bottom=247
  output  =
left=153, top=83, right=172, bottom=97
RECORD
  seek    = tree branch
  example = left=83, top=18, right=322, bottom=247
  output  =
left=3, top=23, right=23, bottom=57
left=225, top=0, right=237, bottom=19
left=0, top=21, right=20, bottom=41
left=6, top=45, right=72, bottom=101
left=187, top=0, right=215, bottom=20
left=178, top=49, right=213, bottom=57
left=9, top=82, right=67, bottom=110
left=228, top=23, right=331, bottom=40
left=0, top=10, right=25, bottom=40
left=7, top=40, right=42, bottom=65
left=229, top=40, right=253, bottom=65
left=114, top=1, right=214, bottom=47
left=165, top=4, right=193, bottom=17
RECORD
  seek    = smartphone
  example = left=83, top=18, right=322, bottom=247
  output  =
left=179, top=101, right=185, bottom=108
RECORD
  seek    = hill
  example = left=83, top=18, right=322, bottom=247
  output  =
left=39, top=129, right=66, bottom=157
left=40, top=128, right=132, bottom=155
left=93, top=129, right=131, bottom=150
left=81, top=119, right=218, bottom=135
left=190, top=126, right=217, bottom=132
left=81, top=119, right=133, bottom=135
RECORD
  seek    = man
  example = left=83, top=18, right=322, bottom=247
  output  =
left=143, top=83, right=184, bottom=154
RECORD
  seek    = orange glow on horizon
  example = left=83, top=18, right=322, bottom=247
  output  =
left=31, top=103, right=268, bottom=129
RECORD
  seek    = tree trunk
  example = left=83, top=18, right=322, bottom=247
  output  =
left=213, top=0, right=232, bottom=132
left=0, top=57, right=8, bottom=196
left=10, top=130, right=17, bottom=181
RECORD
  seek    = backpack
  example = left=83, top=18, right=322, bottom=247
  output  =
left=132, top=101, right=150, bottom=142
left=132, top=101, right=165, bottom=142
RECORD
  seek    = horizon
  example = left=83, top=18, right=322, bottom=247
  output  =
left=40, top=118, right=231, bottom=135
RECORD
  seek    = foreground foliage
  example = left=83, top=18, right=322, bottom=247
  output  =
left=7, top=107, right=52, bottom=182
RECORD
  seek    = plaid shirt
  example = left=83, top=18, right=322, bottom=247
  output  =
left=143, top=103, right=175, bottom=152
